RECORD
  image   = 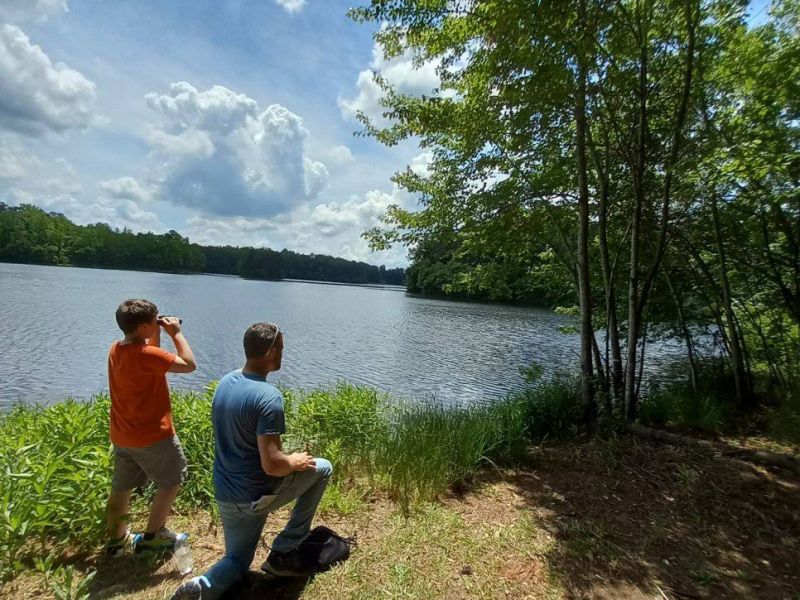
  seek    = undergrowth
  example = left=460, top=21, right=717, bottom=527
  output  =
left=0, top=381, right=556, bottom=581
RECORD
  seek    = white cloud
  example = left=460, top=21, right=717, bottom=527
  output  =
left=0, top=25, right=95, bottom=135
left=98, top=177, right=155, bottom=203
left=327, top=144, right=354, bottom=164
left=339, top=42, right=441, bottom=126
left=143, top=125, right=214, bottom=157
left=145, top=83, right=257, bottom=135
left=274, top=0, right=306, bottom=13
left=409, top=150, right=434, bottom=177
left=184, top=186, right=409, bottom=266
left=140, top=82, right=328, bottom=217
left=3, top=187, right=161, bottom=230
left=0, top=139, right=43, bottom=179
left=0, top=151, right=161, bottom=230
left=0, top=150, right=80, bottom=194
left=308, top=189, right=393, bottom=236
left=0, top=0, right=68, bottom=23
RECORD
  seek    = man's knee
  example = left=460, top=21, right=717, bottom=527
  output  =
left=315, top=457, right=333, bottom=479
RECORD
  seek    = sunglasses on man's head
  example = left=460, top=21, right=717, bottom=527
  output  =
left=266, top=324, right=282, bottom=354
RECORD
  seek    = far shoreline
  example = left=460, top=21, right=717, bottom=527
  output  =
left=0, top=260, right=408, bottom=290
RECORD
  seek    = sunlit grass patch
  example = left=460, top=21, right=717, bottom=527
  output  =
left=301, top=502, right=562, bottom=600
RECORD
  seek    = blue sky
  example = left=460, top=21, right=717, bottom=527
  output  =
left=0, top=0, right=773, bottom=267
left=0, top=0, right=431, bottom=267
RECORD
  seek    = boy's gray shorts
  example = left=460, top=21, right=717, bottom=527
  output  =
left=111, top=435, right=187, bottom=491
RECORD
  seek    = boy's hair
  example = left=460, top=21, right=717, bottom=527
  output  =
left=116, top=299, right=158, bottom=334
left=243, top=322, right=279, bottom=359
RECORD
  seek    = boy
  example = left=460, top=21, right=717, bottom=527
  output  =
left=104, top=298, right=197, bottom=557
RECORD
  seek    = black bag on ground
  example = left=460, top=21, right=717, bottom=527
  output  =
left=298, top=525, right=356, bottom=572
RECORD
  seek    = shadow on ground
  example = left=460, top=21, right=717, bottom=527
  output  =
left=496, top=437, right=800, bottom=599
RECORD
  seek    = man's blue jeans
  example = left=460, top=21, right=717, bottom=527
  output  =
left=196, top=458, right=332, bottom=600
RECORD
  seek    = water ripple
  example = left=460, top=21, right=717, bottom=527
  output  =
left=0, top=264, right=686, bottom=409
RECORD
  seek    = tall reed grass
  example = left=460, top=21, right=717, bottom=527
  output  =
left=0, top=380, right=572, bottom=581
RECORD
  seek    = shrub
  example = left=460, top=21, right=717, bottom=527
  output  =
left=641, top=359, right=733, bottom=432
left=376, top=397, right=528, bottom=513
left=285, top=383, right=388, bottom=477
left=765, top=385, right=800, bottom=445
left=0, top=398, right=112, bottom=581
left=516, top=374, right=582, bottom=440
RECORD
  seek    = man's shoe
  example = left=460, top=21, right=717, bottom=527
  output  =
left=260, top=548, right=314, bottom=578
left=104, top=529, right=135, bottom=557
left=134, top=527, right=188, bottom=556
left=170, top=578, right=202, bottom=600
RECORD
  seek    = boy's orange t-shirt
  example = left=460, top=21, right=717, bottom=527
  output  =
left=108, top=342, right=178, bottom=448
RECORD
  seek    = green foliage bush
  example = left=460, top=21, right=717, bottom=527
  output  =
left=285, top=383, right=389, bottom=476
left=375, top=399, right=528, bottom=513
left=640, top=360, right=733, bottom=432
left=639, top=388, right=727, bottom=432
left=0, top=384, right=534, bottom=580
left=0, top=398, right=112, bottom=581
left=765, top=385, right=800, bottom=445
left=0, top=390, right=222, bottom=582
left=517, top=374, right=582, bottom=440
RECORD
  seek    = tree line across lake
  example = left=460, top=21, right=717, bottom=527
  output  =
left=0, top=203, right=406, bottom=286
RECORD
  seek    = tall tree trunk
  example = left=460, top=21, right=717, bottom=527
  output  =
left=624, top=29, right=648, bottom=421
left=588, top=129, right=624, bottom=403
left=626, top=0, right=697, bottom=419
left=711, top=192, right=751, bottom=405
left=576, top=0, right=595, bottom=421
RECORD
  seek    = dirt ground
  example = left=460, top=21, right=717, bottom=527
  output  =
left=3, top=437, right=799, bottom=599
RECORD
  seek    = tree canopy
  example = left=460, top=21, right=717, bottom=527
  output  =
left=354, top=0, right=799, bottom=418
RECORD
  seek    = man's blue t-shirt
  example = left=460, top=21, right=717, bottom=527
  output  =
left=212, top=370, right=286, bottom=503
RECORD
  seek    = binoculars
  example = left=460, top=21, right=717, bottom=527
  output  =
left=157, top=315, right=183, bottom=325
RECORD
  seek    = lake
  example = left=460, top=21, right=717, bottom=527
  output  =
left=0, top=263, right=686, bottom=409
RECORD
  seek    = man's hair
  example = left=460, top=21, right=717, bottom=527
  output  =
left=243, top=322, right=280, bottom=359
left=115, top=299, right=158, bottom=334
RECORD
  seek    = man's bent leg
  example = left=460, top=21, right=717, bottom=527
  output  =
left=194, top=501, right=268, bottom=600
left=270, top=458, right=333, bottom=553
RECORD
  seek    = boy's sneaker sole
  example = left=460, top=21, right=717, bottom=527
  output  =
left=170, top=579, right=202, bottom=600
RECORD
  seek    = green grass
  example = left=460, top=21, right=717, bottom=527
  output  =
left=517, top=373, right=582, bottom=440
left=0, top=382, right=543, bottom=582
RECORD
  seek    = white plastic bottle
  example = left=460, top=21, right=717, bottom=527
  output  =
left=174, top=538, right=193, bottom=575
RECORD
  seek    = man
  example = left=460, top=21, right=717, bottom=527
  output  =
left=171, top=322, right=332, bottom=600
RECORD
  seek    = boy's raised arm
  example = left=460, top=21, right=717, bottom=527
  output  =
left=160, top=317, right=196, bottom=373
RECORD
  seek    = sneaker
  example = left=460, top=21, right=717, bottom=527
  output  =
left=260, top=548, right=314, bottom=578
left=170, top=578, right=202, bottom=600
left=105, top=530, right=135, bottom=557
left=134, top=527, right=188, bottom=556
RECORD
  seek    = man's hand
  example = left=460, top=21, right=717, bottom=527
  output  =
left=258, top=436, right=316, bottom=476
left=290, top=452, right=317, bottom=472
left=159, top=316, right=182, bottom=337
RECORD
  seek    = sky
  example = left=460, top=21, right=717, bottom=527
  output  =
left=0, top=0, right=439, bottom=267
left=0, top=0, right=773, bottom=268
